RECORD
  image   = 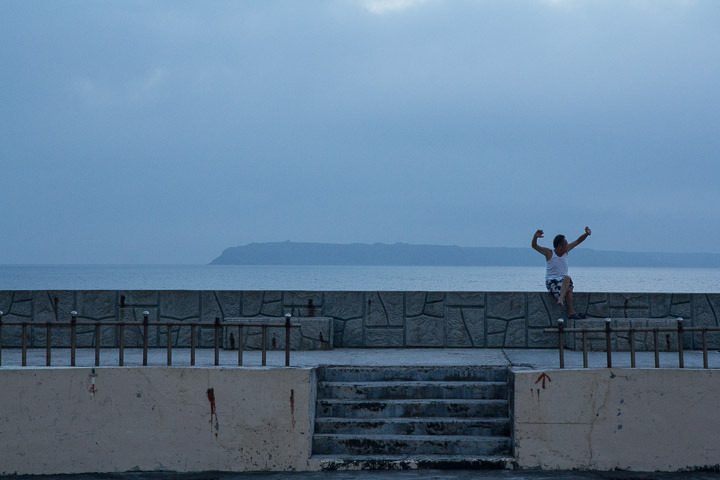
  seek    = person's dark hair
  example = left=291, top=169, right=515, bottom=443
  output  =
left=553, top=234, right=566, bottom=248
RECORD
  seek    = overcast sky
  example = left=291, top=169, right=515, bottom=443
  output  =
left=1, top=0, right=719, bottom=264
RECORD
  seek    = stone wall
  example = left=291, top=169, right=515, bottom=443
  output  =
left=0, top=290, right=717, bottom=349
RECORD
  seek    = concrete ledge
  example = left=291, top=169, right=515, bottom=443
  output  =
left=514, top=368, right=720, bottom=471
left=0, top=367, right=316, bottom=475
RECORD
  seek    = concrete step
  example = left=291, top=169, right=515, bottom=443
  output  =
left=313, top=434, right=511, bottom=456
left=314, top=417, right=511, bottom=436
left=317, top=380, right=508, bottom=400
left=317, top=366, right=508, bottom=383
left=316, top=399, right=508, bottom=419
left=313, top=454, right=515, bottom=470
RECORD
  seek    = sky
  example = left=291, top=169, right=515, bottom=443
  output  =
left=1, top=0, right=719, bottom=264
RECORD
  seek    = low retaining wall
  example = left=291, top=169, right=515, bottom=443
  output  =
left=0, top=290, right=717, bottom=349
left=0, top=367, right=315, bottom=475
left=5, top=365, right=720, bottom=474
left=513, top=368, right=720, bottom=471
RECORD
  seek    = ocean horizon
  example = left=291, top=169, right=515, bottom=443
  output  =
left=1, top=264, right=719, bottom=293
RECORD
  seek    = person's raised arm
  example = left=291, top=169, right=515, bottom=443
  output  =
left=567, top=226, right=592, bottom=252
left=532, top=229, right=553, bottom=261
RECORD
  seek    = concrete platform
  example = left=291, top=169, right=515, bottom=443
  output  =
left=1, top=347, right=719, bottom=370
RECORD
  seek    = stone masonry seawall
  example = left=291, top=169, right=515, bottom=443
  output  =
left=0, top=291, right=717, bottom=349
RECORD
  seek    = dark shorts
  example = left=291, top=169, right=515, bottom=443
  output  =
left=546, top=277, right=572, bottom=299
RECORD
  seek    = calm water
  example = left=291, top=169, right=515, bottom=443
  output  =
left=0, top=265, right=719, bottom=292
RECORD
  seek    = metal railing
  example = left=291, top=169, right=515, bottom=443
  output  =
left=0, top=311, right=301, bottom=368
left=545, top=317, right=719, bottom=369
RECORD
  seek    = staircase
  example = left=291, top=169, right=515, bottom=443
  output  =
left=312, top=366, right=514, bottom=470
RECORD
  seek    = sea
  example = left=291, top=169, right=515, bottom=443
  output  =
left=0, top=265, right=719, bottom=292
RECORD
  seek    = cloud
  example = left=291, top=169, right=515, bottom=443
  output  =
left=360, top=0, right=434, bottom=15
left=72, top=67, right=166, bottom=108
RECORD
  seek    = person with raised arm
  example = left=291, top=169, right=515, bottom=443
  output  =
left=532, top=227, right=592, bottom=320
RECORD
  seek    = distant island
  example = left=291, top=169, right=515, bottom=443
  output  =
left=210, top=241, right=720, bottom=268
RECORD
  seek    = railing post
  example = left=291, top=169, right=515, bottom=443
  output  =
left=0, top=310, right=3, bottom=367
left=22, top=323, right=27, bottom=367
left=677, top=317, right=684, bottom=368
left=46, top=322, right=52, bottom=367
left=190, top=323, right=196, bottom=367
left=582, top=330, right=588, bottom=368
left=629, top=328, right=636, bottom=368
left=119, top=322, right=124, bottom=367
left=557, top=319, right=565, bottom=369
left=285, top=313, right=292, bottom=367
left=653, top=328, right=660, bottom=368
left=238, top=324, right=243, bottom=367
left=71, top=311, right=77, bottom=367
left=703, top=328, right=708, bottom=369
left=94, top=320, right=101, bottom=366
left=214, top=317, right=220, bottom=366
left=142, top=311, right=149, bottom=366
left=261, top=325, right=268, bottom=366
left=605, top=318, right=612, bottom=368
left=167, top=323, right=172, bottom=366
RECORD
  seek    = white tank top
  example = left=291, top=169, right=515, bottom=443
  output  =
left=546, top=251, right=568, bottom=281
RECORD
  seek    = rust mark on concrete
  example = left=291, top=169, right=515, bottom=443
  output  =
left=535, top=372, right=551, bottom=389
left=290, top=389, right=296, bottom=429
left=207, top=388, right=219, bottom=438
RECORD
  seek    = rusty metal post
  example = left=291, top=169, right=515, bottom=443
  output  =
left=605, top=318, right=612, bottom=368
left=557, top=319, right=565, bottom=369
left=190, top=324, right=196, bottom=366
left=0, top=310, right=3, bottom=366
left=214, top=317, right=220, bottom=366
left=629, top=328, right=636, bottom=368
left=143, top=311, right=149, bottom=366
left=94, top=321, right=101, bottom=366
left=285, top=313, right=291, bottom=367
left=703, top=328, right=708, bottom=369
left=22, top=323, right=27, bottom=366
left=119, top=323, right=124, bottom=366
left=71, top=311, right=77, bottom=367
left=261, top=325, right=267, bottom=366
left=653, top=329, right=660, bottom=368
left=582, top=330, right=588, bottom=368
left=46, top=322, right=52, bottom=366
left=677, top=318, right=684, bottom=368
left=238, top=324, right=243, bottom=367
left=167, top=324, right=172, bottom=366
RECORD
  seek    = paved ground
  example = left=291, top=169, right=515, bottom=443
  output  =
left=1, top=347, right=720, bottom=370
left=4, top=470, right=720, bottom=480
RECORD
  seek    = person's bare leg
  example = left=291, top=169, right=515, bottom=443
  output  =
left=558, top=276, right=572, bottom=307
left=566, top=285, right=575, bottom=316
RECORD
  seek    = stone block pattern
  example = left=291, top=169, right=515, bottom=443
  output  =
left=0, top=291, right=714, bottom=350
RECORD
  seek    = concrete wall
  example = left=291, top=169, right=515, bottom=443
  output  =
left=514, top=368, right=720, bottom=471
left=0, top=290, right=716, bottom=349
left=0, top=367, right=315, bottom=475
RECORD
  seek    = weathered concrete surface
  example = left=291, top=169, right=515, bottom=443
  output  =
left=0, top=367, right=315, bottom=475
left=514, top=368, right=720, bottom=471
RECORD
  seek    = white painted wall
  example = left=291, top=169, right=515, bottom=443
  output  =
left=514, top=368, right=720, bottom=471
left=0, top=367, right=315, bottom=475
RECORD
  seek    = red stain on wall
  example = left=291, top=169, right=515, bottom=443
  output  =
left=290, top=389, right=296, bottom=429
left=207, top=388, right=219, bottom=438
